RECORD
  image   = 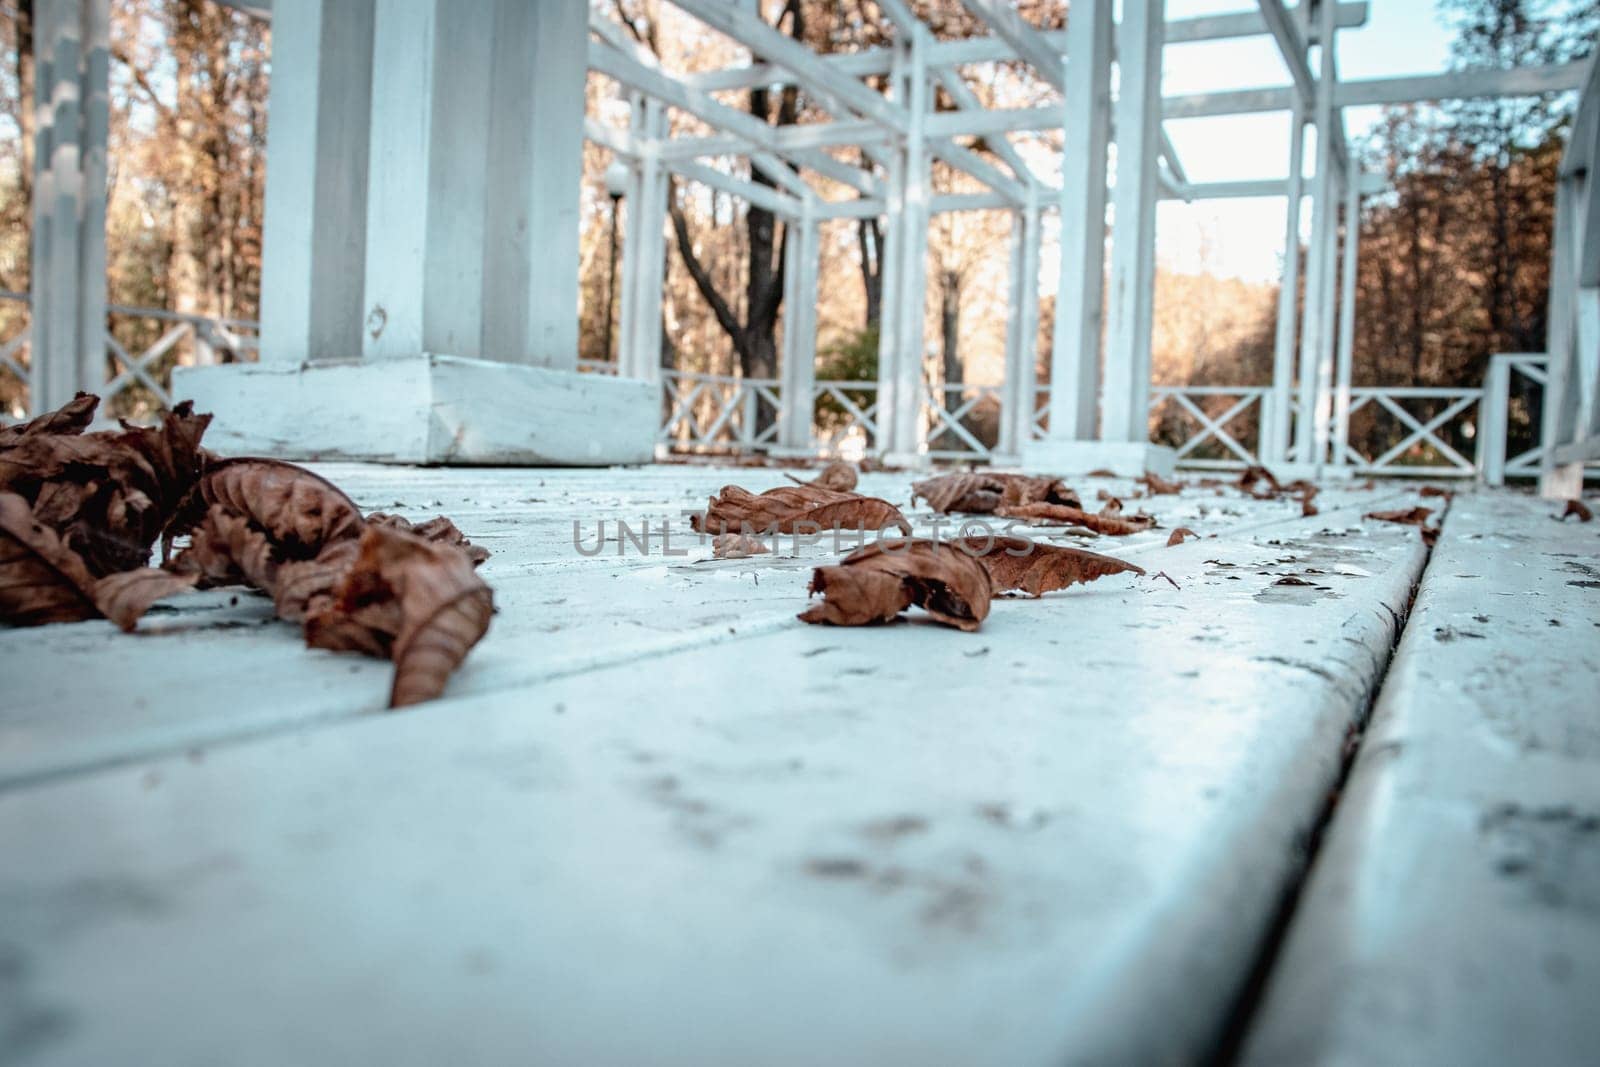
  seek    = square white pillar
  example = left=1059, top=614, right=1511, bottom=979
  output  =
left=178, top=0, right=654, bottom=465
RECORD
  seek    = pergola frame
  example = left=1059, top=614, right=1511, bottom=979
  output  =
left=586, top=0, right=1593, bottom=473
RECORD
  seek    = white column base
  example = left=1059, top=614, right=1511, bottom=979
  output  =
left=1020, top=440, right=1177, bottom=478
left=174, top=356, right=657, bottom=466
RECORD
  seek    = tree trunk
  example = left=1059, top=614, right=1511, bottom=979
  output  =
left=940, top=268, right=962, bottom=409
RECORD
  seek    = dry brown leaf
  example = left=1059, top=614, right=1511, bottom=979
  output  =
left=0, top=491, right=100, bottom=625
left=1167, top=527, right=1198, bottom=546
left=691, top=484, right=911, bottom=536
left=785, top=460, right=857, bottom=493
left=911, top=472, right=1080, bottom=514
left=331, top=524, right=492, bottom=710
left=366, top=513, right=490, bottom=565
left=197, top=457, right=363, bottom=557
left=1418, top=485, right=1454, bottom=499
left=712, top=532, right=770, bottom=558
left=1237, top=465, right=1283, bottom=495
left=0, top=392, right=98, bottom=445
left=1139, top=471, right=1184, bottom=495
left=996, top=501, right=1156, bottom=535
left=1560, top=498, right=1593, bottom=522
left=1364, top=506, right=1434, bottom=527
left=90, top=568, right=199, bottom=632
left=950, top=535, right=1144, bottom=596
left=800, top=539, right=991, bottom=631
left=1086, top=468, right=1117, bottom=478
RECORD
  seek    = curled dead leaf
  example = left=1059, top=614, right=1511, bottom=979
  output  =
left=1560, top=498, right=1592, bottom=522
left=1364, top=506, right=1434, bottom=527
left=996, top=501, right=1156, bottom=536
left=712, top=532, right=770, bottom=559
left=1139, top=471, right=1184, bottom=495
left=366, top=512, right=490, bottom=565
left=950, top=534, right=1144, bottom=596
left=0, top=392, right=98, bottom=445
left=196, top=457, right=363, bottom=556
left=0, top=491, right=100, bottom=625
left=800, top=539, right=991, bottom=631
left=785, top=460, right=857, bottom=493
left=912, top=472, right=1080, bottom=514
left=314, top=525, right=495, bottom=708
left=691, top=484, right=911, bottom=536
left=1167, top=527, right=1199, bottom=546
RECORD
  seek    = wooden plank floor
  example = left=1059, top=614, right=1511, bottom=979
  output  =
left=1242, top=490, right=1600, bottom=1066
left=0, top=463, right=1502, bottom=1065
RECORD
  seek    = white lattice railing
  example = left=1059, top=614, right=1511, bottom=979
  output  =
left=658, top=369, right=782, bottom=452
left=812, top=379, right=880, bottom=454
left=0, top=291, right=260, bottom=420
left=1334, top=386, right=1482, bottom=476
left=1150, top=386, right=1270, bottom=468
left=925, top=382, right=1002, bottom=459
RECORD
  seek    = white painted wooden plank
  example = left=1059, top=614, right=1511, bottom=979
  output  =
left=0, top=464, right=1407, bottom=789
left=1242, top=491, right=1600, bottom=1066
left=0, top=483, right=1432, bottom=1065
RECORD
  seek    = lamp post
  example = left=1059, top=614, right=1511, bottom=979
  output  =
left=603, top=160, right=630, bottom=366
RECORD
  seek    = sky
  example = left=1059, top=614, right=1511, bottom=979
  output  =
left=1151, top=0, right=1458, bottom=284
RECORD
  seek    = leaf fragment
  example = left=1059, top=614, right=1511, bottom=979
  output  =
left=911, top=472, right=1080, bottom=514
left=996, top=501, right=1156, bottom=535
left=1560, top=498, right=1593, bottom=523
left=1364, top=506, right=1434, bottom=527
left=1167, top=527, right=1199, bottom=546
left=712, top=532, right=770, bottom=558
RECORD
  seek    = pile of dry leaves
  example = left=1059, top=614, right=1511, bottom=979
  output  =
left=0, top=394, right=493, bottom=707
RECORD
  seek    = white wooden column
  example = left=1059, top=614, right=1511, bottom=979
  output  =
left=1101, top=0, right=1165, bottom=444
left=1310, top=167, right=1343, bottom=464
left=1331, top=177, right=1362, bottom=468
left=876, top=23, right=931, bottom=463
left=179, top=0, right=655, bottom=465
left=1295, top=0, right=1340, bottom=466
left=257, top=0, right=375, bottom=367
left=1266, top=110, right=1307, bottom=464
left=30, top=0, right=109, bottom=414
left=618, top=98, right=668, bottom=384
left=778, top=201, right=820, bottom=453
left=1043, top=0, right=1112, bottom=442
left=1000, top=188, right=1042, bottom=458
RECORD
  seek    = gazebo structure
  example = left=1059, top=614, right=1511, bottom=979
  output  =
left=8, top=0, right=1598, bottom=489
left=6, top=5, right=1600, bottom=1065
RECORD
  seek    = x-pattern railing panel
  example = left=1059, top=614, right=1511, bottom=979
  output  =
left=925, top=383, right=1000, bottom=457
left=1152, top=387, right=1265, bottom=464
left=659, top=371, right=784, bottom=451
left=813, top=380, right=880, bottom=448
left=1340, top=388, right=1480, bottom=473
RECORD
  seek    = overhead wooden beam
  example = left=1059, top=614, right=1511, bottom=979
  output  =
left=684, top=3, right=1370, bottom=92
left=957, top=0, right=1065, bottom=91
left=668, top=0, right=909, bottom=133
left=587, top=39, right=777, bottom=151
left=1256, top=0, right=1315, bottom=107
left=1333, top=61, right=1591, bottom=107
left=671, top=159, right=803, bottom=217
left=935, top=67, right=1039, bottom=185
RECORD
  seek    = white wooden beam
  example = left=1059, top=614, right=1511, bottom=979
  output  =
left=958, top=0, right=1065, bottom=91
left=1332, top=175, right=1362, bottom=468
left=1295, top=0, right=1340, bottom=464
left=1255, top=0, right=1315, bottom=107
left=934, top=67, right=1039, bottom=186
left=1334, top=62, right=1590, bottom=107
left=684, top=3, right=1371, bottom=92
left=671, top=159, right=803, bottom=217
left=1267, top=109, right=1306, bottom=464
left=587, top=38, right=778, bottom=152
left=669, top=0, right=909, bottom=134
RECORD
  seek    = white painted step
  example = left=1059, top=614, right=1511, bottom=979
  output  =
left=1242, top=491, right=1600, bottom=1066
left=0, top=477, right=1430, bottom=1066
